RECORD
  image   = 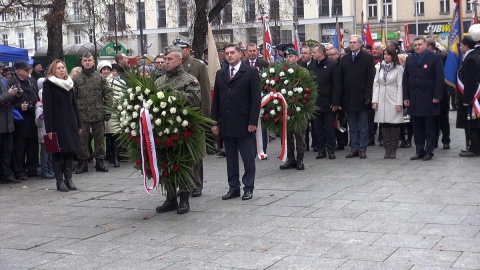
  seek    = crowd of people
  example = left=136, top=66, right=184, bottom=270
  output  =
left=1, top=27, right=480, bottom=215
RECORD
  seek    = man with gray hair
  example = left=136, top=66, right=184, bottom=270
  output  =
left=336, top=35, right=375, bottom=159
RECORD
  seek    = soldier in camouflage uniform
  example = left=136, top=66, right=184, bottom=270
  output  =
left=154, top=45, right=201, bottom=215
left=73, top=53, right=113, bottom=174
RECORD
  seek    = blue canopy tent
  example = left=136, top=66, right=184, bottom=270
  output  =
left=0, top=44, right=28, bottom=63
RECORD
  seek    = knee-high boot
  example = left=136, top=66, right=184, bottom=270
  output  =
left=390, top=127, right=400, bottom=159
left=382, top=127, right=391, bottom=159
left=53, top=160, right=69, bottom=192
left=63, top=159, right=77, bottom=190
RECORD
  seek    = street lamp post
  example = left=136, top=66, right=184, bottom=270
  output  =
left=113, top=0, right=119, bottom=53
left=138, top=0, right=145, bottom=56
left=32, top=0, right=37, bottom=51
left=415, top=0, right=419, bottom=35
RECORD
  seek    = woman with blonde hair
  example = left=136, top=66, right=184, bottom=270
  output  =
left=43, top=59, right=82, bottom=191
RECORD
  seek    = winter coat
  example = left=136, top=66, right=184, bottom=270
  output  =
left=0, top=78, right=16, bottom=134
left=35, top=102, right=46, bottom=143
left=311, top=58, right=341, bottom=112
left=183, top=56, right=211, bottom=117
left=456, top=49, right=480, bottom=129
left=372, top=63, right=404, bottom=124
left=43, top=79, right=82, bottom=153
left=7, top=75, right=39, bottom=138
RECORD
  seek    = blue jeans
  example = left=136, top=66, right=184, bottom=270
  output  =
left=40, top=143, right=52, bottom=174
left=347, top=110, right=369, bottom=152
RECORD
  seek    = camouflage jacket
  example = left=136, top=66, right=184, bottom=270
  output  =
left=154, top=64, right=200, bottom=107
left=73, top=68, right=113, bottom=122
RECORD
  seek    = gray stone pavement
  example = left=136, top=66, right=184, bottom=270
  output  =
left=1, top=111, right=480, bottom=269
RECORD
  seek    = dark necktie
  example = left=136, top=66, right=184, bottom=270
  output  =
left=230, top=67, right=235, bottom=79
left=352, top=53, right=356, bottom=61
left=250, top=61, right=255, bottom=67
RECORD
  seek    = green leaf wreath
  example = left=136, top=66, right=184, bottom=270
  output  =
left=259, top=63, right=318, bottom=134
left=110, top=72, right=215, bottom=194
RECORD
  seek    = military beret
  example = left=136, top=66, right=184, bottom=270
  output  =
left=173, top=39, right=190, bottom=48
left=284, top=48, right=298, bottom=56
left=461, top=35, right=476, bottom=49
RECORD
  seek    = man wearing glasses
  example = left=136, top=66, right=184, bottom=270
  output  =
left=152, top=55, right=165, bottom=78
left=327, top=48, right=340, bottom=63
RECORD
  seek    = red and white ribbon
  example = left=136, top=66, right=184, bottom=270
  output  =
left=139, top=102, right=160, bottom=195
left=256, top=92, right=287, bottom=162
left=457, top=75, right=480, bottom=119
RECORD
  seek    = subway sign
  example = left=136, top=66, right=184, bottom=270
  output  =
left=408, top=21, right=471, bottom=34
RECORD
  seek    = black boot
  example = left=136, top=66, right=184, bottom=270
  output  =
left=95, top=159, right=109, bottom=172
left=156, top=194, right=178, bottom=213
left=53, top=160, right=69, bottom=192
left=177, top=192, right=190, bottom=214
left=75, top=159, right=88, bottom=174
left=390, top=127, right=400, bottom=159
left=382, top=127, right=391, bottom=159
left=279, top=158, right=297, bottom=170
left=63, top=159, right=77, bottom=190
left=112, top=135, right=120, bottom=168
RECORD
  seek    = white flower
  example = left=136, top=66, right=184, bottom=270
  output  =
left=296, top=107, right=301, bottom=112
left=292, top=87, right=298, bottom=92
left=265, top=79, right=270, bottom=85
left=261, top=73, right=267, bottom=78
left=155, top=119, right=162, bottom=126
left=125, top=127, right=130, bottom=133
left=279, top=71, right=285, bottom=77
left=284, top=80, right=289, bottom=85
left=144, top=88, right=151, bottom=95
left=119, top=116, right=125, bottom=122
left=168, top=119, right=174, bottom=125
left=127, top=105, right=133, bottom=110
left=144, top=102, right=152, bottom=110
left=134, top=105, right=140, bottom=111
left=146, top=99, right=153, bottom=106
left=132, top=112, right=138, bottom=119
left=182, top=109, right=188, bottom=115
left=126, top=116, right=132, bottom=121
left=176, top=116, right=182, bottom=123
left=287, top=116, right=291, bottom=120
left=119, top=122, right=124, bottom=128
left=120, top=110, right=127, bottom=116
left=173, top=128, right=178, bottom=133
left=273, top=99, right=279, bottom=104
left=137, top=95, right=143, bottom=101
left=117, top=105, right=122, bottom=110
left=123, top=120, right=129, bottom=126
left=270, top=80, right=275, bottom=86
left=135, top=86, right=141, bottom=92
left=281, top=89, right=287, bottom=95
left=182, top=120, right=189, bottom=127
left=164, top=128, right=170, bottom=134
left=153, top=107, right=159, bottom=113
left=157, top=91, right=165, bottom=99
left=161, top=111, right=166, bottom=116
left=270, top=110, right=276, bottom=116
left=288, top=68, right=294, bottom=74
left=297, top=87, right=303, bottom=93
left=170, top=107, right=177, bottom=114
left=160, top=102, right=167, bottom=109
left=269, top=68, right=275, bottom=73
left=260, top=108, right=265, bottom=114
left=123, top=100, right=128, bottom=107
left=168, top=96, right=176, bottom=103
left=129, top=93, right=135, bottom=100
left=131, top=130, right=137, bottom=136
left=287, top=91, right=293, bottom=96
left=126, top=88, right=132, bottom=93
left=277, top=106, right=282, bottom=111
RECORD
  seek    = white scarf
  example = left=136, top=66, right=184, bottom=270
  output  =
left=48, top=76, right=74, bottom=91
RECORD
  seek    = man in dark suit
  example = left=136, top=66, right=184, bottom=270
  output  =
left=403, top=36, right=445, bottom=161
left=211, top=44, right=261, bottom=201
left=311, top=44, right=340, bottom=159
left=336, top=35, right=375, bottom=159
left=299, top=46, right=316, bottom=151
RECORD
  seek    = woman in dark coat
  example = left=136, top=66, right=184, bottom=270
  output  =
left=43, top=60, right=82, bottom=191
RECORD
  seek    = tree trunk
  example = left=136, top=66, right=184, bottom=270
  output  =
left=44, top=0, right=66, bottom=63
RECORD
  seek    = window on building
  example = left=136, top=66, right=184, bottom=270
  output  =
left=107, top=5, right=115, bottom=30
left=270, top=0, right=279, bottom=21
left=297, top=25, right=305, bottom=43
left=415, top=0, right=424, bottom=15
left=383, top=0, right=392, bottom=17
left=179, top=0, right=188, bottom=26
left=440, top=0, right=450, bottom=14
left=296, top=0, right=304, bottom=19
left=0, top=13, right=6, bottom=22
left=159, top=33, right=168, bottom=49
left=368, top=0, right=377, bottom=18
left=74, top=29, right=81, bottom=44
left=72, top=1, right=81, bottom=21
left=18, top=33, right=24, bottom=48
left=137, top=2, right=145, bottom=30
left=224, top=1, right=232, bottom=23
left=466, top=0, right=472, bottom=12
left=245, top=0, right=256, bottom=22
left=319, top=0, right=329, bottom=16
left=246, top=28, right=257, bottom=44
left=16, top=7, right=23, bottom=20
left=157, top=0, right=167, bottom=27
left=89, top=28, right=93, bottom=43
left=2, top=34, right=8, bottom=46
left=281, top=30, right=292, bottom=44
left=332, top=0, right=342, bottom=15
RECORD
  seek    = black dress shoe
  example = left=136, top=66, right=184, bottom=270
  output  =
left=443, top=144, right=450, bottom=149
left=422, top=155, right=432, bottom=161
left=206, top=148, right=216, bottom=155
left=312, top=147, right=318, bottom=152
left=242, top=191, right=253, bottom=200
left=216, top=150, right=226, bottom=157
left=191, top=189, right=202, bottom=197
left=359, top=151, right=367, bottom=159
left=3, top=175, right=20, bottom=184
left=316, top=152, right=327, bottom=159
left=222, top=190, right=240, bottom=200
left=296, top=160, right=305, bottom=170
left=279, top=159, right=297, bottom=170
left=459, top=151, right=479, bottom=157
left=410, top=154, right=425, bottom=160
left=328, top=153, right=336, bottom=159
left=345, top=151, right=359, bottom=158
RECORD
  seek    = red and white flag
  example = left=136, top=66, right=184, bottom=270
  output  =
left=259, top=15, right=273, bottom=62
left=293, top=29, right=301, bottom=52
left=405, top=23, right=411, bottom=50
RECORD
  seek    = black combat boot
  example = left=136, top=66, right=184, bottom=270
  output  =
left=53, top=160, right=69, bottom=192
left=95, top=159, right=109, bottom=172
left=279, top=159, right=297, bottom=170
left=75, top=159, right=88, bottom=174
left=177, top=192, right=190, bottom=214
left=63, top=159, right=77, bottom=190
left=156, top=194, right=178, bottom=213
left=112, top=135, right=120, bottom=168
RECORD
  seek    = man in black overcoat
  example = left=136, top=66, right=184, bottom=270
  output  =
left=211, top=44, right=261, bottom=201
left=403, top=36, right=445, bottom=161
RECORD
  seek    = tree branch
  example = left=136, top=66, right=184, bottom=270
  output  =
left=207, top=0, right=230, bottom=23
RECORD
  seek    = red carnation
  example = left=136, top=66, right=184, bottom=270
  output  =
left=287, top=109, right=293, bottom=116
left=161, top=163, right=168, bottom=169
left=274, top=77, right=280, bottom=82
left=128, top=134, right=135, bottom=141
left=165, top=137, right=174, bottom=147
left=154, top=137, right=161, bottom=144
left=172, top=134, right=180, bottom=141
left=264, top=85, right=269, bottom=89
left=173, top=165, right=180, bottom=171
left=283, top=66, right=289, bottom=71
left=293, top=97, right=298, bottom=103
left=262, top=114, right=269, bottom=120
left=302, top=99, right=308, bottom=105
left=135, top=159, right=141, bottom=165
left=304, top=94, right=310, bottom=99
left=182, top=130, right=193, bottom=137
left=162, top=171, right=169, bottom=177
left=305, top=88, right=311, bottom=93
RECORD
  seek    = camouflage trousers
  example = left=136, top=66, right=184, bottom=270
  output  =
left=287, top=128, right=307, bottom=161
left=78, top=120, right=105, bottom=160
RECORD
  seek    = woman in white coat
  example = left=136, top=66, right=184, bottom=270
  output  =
left=372, top=48, right=404, bottom=158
